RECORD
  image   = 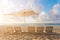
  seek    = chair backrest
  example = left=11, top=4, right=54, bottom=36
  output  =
left=0, top=30, right=2, bottom=36
left=45, top=26, right=53, bottom=33
left=28, top=26, right=35, bottom=33
left=37, top=27, right=44, bottom=33
left=6, top=27, right=14, bottom=34
left=15, top=27, right=21, bottom=32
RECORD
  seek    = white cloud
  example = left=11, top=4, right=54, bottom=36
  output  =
left=0, top=0, right=42, bottom=14
left=53, top=3, right=60, bottom=8
left=31, top=11, right=49, bottom=23
left=50, top=3, right=60, bottom=14
left=47, top=3, right=60, bottom=22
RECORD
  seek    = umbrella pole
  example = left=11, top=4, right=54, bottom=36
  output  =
left=24, top=16, right=25, bottom=24
left=23, top=12, right=25, bottom=24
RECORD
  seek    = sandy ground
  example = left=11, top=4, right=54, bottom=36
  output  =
left=0, top=25, right=59, bottom=40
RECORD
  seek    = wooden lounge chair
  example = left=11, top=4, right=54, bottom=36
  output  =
left=28, top=26, right=35, bottom=34
left=45, top=26, right=53, bottom=33
left=6, top=27, right=14, bottom=34
left=10, top=27, right=22, bottom=35
left=15, top=27, right=22, bottom=33
left=37, top=27, right=44, bottom=33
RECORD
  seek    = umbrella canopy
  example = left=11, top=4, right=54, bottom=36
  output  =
left=5, top=10, right=38, bottom=17
left=5, top=10, right=38, bottom=23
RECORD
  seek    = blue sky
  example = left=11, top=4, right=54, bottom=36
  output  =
left=34, top=0, right=60, bottom=13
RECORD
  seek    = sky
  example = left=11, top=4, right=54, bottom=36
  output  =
left=40, top=0, right=60, bottom=12
left=0, top=0, right=60, bottom=25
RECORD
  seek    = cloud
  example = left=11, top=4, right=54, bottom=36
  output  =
left=47, top=3, right=60, bottom=22
left=0, top=0, right=18, bottom=15
left=31, top=11, right=49, bottom=23
left=34, top=3, right=60, bottom=23
left=0, top=0, right=31, bottom=15
left=53, top=3, right=60, bottom=8
left=0, top=0, right=43, bottom=15
left=49, top=3, right=60, bottom=14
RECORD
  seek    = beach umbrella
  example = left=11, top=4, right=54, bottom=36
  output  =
left=5, top=10, right=38, bottom=23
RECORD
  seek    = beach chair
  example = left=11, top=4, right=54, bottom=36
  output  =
left=9, top=27, right=22, bottom=35
left=36, top=27, right=44, bottom=34
left=45, top=26, right=53, bottom=33
left=6, top=27, right=14, bottom=34
left=28, top=26, right=35, bottom=35
left=15, top=27, right=22, bottom=33
left=45, top=26, right=53, bottom=40
left=0, top=30, right=2, bottom=37
left=28, top=26, right=36, bottom=40
left=28, top=26, right=35, bottom=33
